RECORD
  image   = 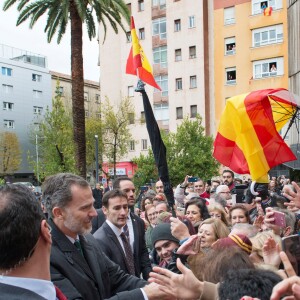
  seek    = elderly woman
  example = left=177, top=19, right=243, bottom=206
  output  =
left=185, top=197, right=210, bottom=232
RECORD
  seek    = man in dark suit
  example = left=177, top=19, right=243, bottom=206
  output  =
left=43, top=173, right=165, bottom=300
left=0, top=184, right=65, bottom=300
left=113, top=177, right=152, bottom=279
left=92, top=183, right=103, bottom=208
left=94, top=189, right=144, bottom=278
left=104, top=179, right=113, bottom=193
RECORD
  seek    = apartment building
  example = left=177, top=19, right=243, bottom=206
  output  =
left=0, top=44, right=51, bottom=180
left=99, top=0, right=214, bottom=176
left=50, top=71, right=101, bottom=118
left=214, top=0, right=288, bottom=129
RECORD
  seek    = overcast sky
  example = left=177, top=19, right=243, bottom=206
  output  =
left=0, top=7, right=100, bottom=81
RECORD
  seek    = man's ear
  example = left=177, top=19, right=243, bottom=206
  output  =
left=40, top=220, right=52, bottom=244
left=52, top=206, right=64, bottom=219
left=102, top=206, right=108, bottom=216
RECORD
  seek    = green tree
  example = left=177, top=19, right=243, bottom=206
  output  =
left=28, top=88, right=76, bottom=181
left=133, top=115, right=220, bottom=186
left=4, top=0, right=130, bottom=178
left=0, top=131, right=22, bottom=176
left=102, top=96, right=134, bottom=179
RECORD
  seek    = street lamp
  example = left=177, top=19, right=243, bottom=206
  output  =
left=95, top=135, right=99, bottom=184
left=35, top=134, right=39, bottom=184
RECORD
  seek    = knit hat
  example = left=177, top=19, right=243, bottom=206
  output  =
left=212, top=234, right=252, bottom=255
left=151, top=223, right=179, bottom=247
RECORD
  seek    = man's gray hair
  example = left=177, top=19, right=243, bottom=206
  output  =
left=214, top=193, right=227, bottom=208
left=216, top=185, right=228, bottom=195
left=231, top=223, right=259, bottom=238
left=43, top=173, right=90, bottom=218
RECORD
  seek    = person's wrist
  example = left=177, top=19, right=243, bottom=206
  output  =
left=180, top=183, right=187, bottom=189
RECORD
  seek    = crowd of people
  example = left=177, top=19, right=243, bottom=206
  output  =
left=1, top=170, right=300, bottom=299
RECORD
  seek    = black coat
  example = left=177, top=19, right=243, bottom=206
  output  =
left=93, top=212, right=152, bottom=280
left=49, top=219, right=147, bottom=300
left=91, top=209, right=106, bottom=234
left=92, top=188, right=103, bottom=209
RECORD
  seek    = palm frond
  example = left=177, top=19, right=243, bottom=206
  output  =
left=74, top=0, right=87, bottom=21
left=16, top=1, right=48, bottom=26
left=57, top=17, right=68, bottom=43
left=3, top=0, right=19, bottom=11
left=85, top=9, right=96, bottom=40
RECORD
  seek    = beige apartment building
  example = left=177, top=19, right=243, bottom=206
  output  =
left=50, top=71, right=101, bottom=118
left=99, top=0, right=214, bottom=171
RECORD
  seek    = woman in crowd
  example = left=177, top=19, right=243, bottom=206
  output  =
left=229, top=204, right=250, bottom=226
left=145, top=204, right=158, bottom=251
left=207, top=203, right=229, bottom=226
left=185, top=198, right=210, bottom=232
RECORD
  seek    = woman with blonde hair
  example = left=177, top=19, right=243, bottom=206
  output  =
left=208, top=204, right=229, bottom=226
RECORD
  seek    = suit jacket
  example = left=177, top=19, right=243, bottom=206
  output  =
left=91, top=209, right=106, bottom=234
left=0, top=283, right=46, bottom=300
left=49, top=219, right=147, bottom=300
left=92, top=188, right=103, bottom=209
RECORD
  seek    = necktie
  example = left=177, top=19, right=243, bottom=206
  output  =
left=74, top=239, right=84, bottom=256
left=123, top=223, right=130, bottom=240
left=120, top=232, right=135, bottom=275
left=55, top=286, right=67, bottom=300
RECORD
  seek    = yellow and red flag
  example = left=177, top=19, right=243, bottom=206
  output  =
left=213, top=89, right=297, bottom=182
left=126, top=16, right=161, bottom=90
left=264, top=6, right=272, bottom=16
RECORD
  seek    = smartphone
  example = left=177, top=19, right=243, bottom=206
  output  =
left=188, top=177, right=199, bottom=182
left=272, top=211, right=286, bottom=228
left=140, top=186, right=148, bottom=192
left=282, top=234, right=300, bottom=275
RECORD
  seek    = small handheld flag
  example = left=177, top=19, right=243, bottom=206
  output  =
left=264, top=6, right=272, bottom=16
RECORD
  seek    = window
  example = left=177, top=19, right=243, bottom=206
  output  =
left=128, top=113, right=135, bottom=124
left=252, top=24, right=283, bottom=47
left=33, top=90, right=42, bottom=98
left=176, top=107, right=183, bottom=119
left=174, top=19, right=181, bottom=32
left=126, top=31, right=132, bottom=43
left=128, top=86, right=134, bottom=97
left=154, top=75, right=168, bottom=96
left=141, top=111, right=145, bottom=123
left=190, top=105, right=197, bottom=118
left=188, top=16, right=195, bottom=28
left=152, top=17, right=167, bottom=39
left=139, top=28, right=145, bottom=40
left=175, top=49, right=182, bottom=61
left=85, top=110, right=89, bottom=118
left=190, top=76, right=197, bottom=88
left=95, top=94, right=100, bottom=103
left=152, top=0, right=166, bottom=9
left=189, top=46, right=196, bottom=59
left=138, top=0, right=144, bottom=11
left=176, top=78, right=183, bottom=90
left=96, top=112, right=101, bottom=119
left=141, top=139, right=148, bottom=150
left=252, top=0, right=282, bottom=15
left=3, top=102, right=14, bottom=111
left=32, top=74, right=42, bottom=82
left=58, top=86, right=64, bottom=96
left=153, top=46, right=167, bottom=68
left=33, top=106, right=43, bottom=115
left=4, top=120, right=15, bottom=129
left=129, top=140, right=135, bottom=151
left=2, top=84, right=13, bottom=94
left=1, top=67, right=12, bottom=76
left=34, top=122, right=41, bottom=131
left=225, top=37, right=236, bottom=55
left=226, top=67, right=237, bottom=84
left=84, top=92, right=89, bottom=101
left=253, top=57, right=283, bottom=78
left=154, top=103, right=169, bottom=121
left=224, top=7, right=235, bottom=25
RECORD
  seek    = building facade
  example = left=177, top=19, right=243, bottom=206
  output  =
left=0, top=44, right=51, bottom=181
left=99, top=0, right=214, bottom=175
left=214, top=0, right=288, bottom=129
left=50, top=71, right=101, bottom=118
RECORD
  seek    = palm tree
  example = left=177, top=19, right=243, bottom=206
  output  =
left=3, top=0, right=130, bottom=178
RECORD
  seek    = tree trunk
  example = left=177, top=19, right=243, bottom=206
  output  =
left=70, top=2, right=86, bottom=178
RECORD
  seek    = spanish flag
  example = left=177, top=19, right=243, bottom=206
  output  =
left=126, top=16, right=161, bottom=90
left=264, top=6, right=272, bottom=16
left=213, top=89, right=296, bottom=182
